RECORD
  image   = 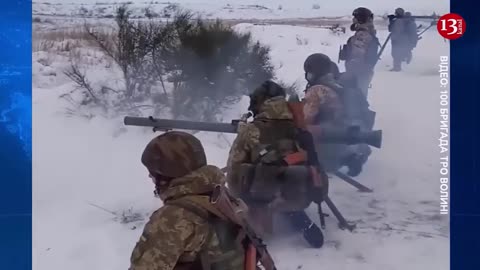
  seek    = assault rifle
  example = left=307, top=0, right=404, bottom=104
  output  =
left=210, top=185, right=276, bottom=270
left=123, top=116, right=383, bottom=148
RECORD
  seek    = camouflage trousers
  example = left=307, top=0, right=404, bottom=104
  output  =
left=240, top=165, right=314, bottom=236
left=356, top=71, right=374, bottom=98
left=391, top=42, right=413, bottom=69
left=247, top=165, right=312, bottom=212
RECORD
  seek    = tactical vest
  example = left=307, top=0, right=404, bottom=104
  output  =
left=243, top=118, right=306, bottom=204
left=364, top=32, right=380, bottom=68
left=166, top=195, right=245, bottom=270
left=250, top=118, right=299, bottom=163
left=341, top=30, right=380, bottom=68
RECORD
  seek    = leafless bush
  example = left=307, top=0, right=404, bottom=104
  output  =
left=164, top=18, right=275, bottom=121
left=33, top=28, right=113, bottom=52
left=33, top=39, right=56, bottom=52
left=64, top=5, right=275, bottom=120
left=84, top=5, right=169, bottom=100
left=63, top=63, right=103, bottom=106
left=143, top=7, right=160, bottom=18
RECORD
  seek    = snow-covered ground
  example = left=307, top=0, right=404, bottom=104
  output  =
left=33, top=0, right=447, bottom=20
left=33, top=3, right=449, bottom=269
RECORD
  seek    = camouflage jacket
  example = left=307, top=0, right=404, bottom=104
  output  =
left=388, top=17, right=410, bottom=43
left=345, top=22, right=377, bottom=75
left=303, top=74, right=344, bottom=127
left=129, top=165, right=243, bottom=270
left=226, top=96, right=294, bottom=196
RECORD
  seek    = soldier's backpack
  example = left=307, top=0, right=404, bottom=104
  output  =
left=165, top=185, right=276, bottom=270
left=339, top=31, right=380, bottom=68
left=364, top=33, right=381, bottom=68
left=243, top=100, right=328, bottom=202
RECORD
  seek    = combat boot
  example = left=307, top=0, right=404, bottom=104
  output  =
left=406, top=51, right=413, bottom=64
left=285, top=211, right=324, bottom=248
left=390, top=59, right=402, bottom=71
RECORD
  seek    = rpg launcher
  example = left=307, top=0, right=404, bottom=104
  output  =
left=123, top=116, right=382, bottom=149
left=386, top=13, right=440, bottom=21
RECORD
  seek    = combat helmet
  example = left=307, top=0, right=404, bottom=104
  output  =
left=248, top=80, right=286, bottom=115
left=395, top=8, right=405, bottom=17
left=141, top=131, right=207, bottom=179
left=352, top=7, right=373, bottom=24
left=304, top=53, right=333, bottom=84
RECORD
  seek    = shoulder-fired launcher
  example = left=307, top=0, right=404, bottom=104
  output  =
left=387, top=13, right=439, bottom=20
left=123, top=116, right=382, bottom=148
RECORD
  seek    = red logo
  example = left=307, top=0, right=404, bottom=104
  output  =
left=437, top=13, right=466, bottom=40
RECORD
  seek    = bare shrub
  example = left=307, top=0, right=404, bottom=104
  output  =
left=84, top=6, right=169, bottom=100
left=32, top=28, right=113, bottom=52
left=64, top=64, right=102, bottom=106
left=165, top=19, right=274, bottom=121
left=63, top=6, right=275, bottom=120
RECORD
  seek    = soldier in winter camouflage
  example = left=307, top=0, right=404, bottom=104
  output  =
left=388, top=8, right=418, bottom=71
left=303, top=54, right=345, bottom=171
left=130, top=131, right=274, bottom=270
left=303, top=53, right=370, bottom=176
left=342, top=7, right=379, bottom=97
left=404, top=12, right=419, bottom=64
left=226, top=80, right=325, bottom=248
left=303, top=61, right=344, bottom=127
left=226, top=84, right=296, bottom=196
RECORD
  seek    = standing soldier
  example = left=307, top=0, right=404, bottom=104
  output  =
left=340, top=7, right=379, bottom=97
left=388, top=8, right=417, bottom=71
left=226, top=80, right=325, bottom=248
left=404, top=12, right=419, bottom=64
left=130, top=131, right=276, bottom=270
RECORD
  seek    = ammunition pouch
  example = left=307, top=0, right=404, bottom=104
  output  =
left=237, top=163, right=281, bottom=205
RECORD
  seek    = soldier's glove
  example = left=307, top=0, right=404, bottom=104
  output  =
left=388, top=14, right=395, bottom=20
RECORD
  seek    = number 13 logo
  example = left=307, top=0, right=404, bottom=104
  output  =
left=437, top=13, right=466, bottom=40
